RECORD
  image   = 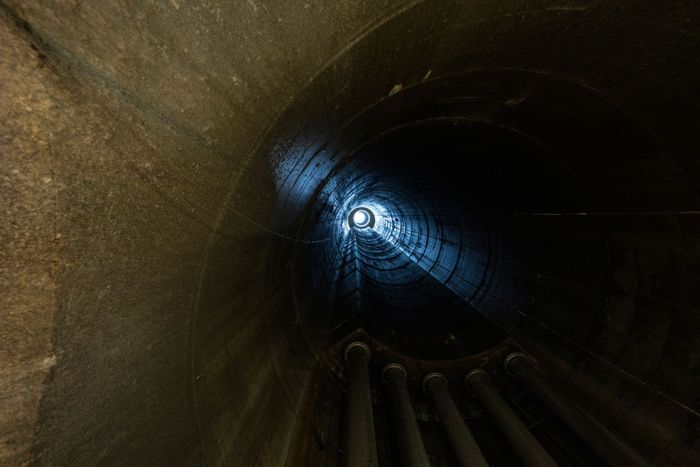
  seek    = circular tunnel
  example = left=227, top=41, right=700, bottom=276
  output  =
left=2, top=1, right=700, bottom=466
left=287, top=87, right=614, bottom=360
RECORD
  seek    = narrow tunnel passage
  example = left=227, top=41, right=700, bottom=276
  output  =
left=2, top=1, right=700, bottom=466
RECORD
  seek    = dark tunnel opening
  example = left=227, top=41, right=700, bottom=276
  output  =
left=3, top=1, right=700, bottom=466
left=265, top=62, right=663, bottom=364
left=293, top=118, right=603, bottom=360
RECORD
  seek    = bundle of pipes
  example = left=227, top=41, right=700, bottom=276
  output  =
left=341, top=343, right=649, bottom=467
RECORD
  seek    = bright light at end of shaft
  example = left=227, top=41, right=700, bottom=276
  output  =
left=349, top=207, right=374, bottom=229
left=353, top=210, right=369, bottom=226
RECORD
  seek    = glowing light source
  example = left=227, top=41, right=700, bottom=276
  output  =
left=353, top=210, right=369, bottom=226
left=349, top=207, right=374, bottom=229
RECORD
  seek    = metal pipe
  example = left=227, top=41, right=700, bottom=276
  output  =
left=343, top=342, right=378, bottom=467
left=423, top=373, right=489, bottom=467
left=381, top=363, right=431, bottom=467
left=504, top=353, right=650, bottom=467
left=466, top=369, right=557, bottom=467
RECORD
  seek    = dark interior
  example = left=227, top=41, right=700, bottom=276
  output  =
left=2, top=1, right=699, bottom=466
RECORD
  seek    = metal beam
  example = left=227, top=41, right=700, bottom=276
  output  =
left=504, top=353, right=650, bottom=467
left=423, top=373, right=489, bottom=467
left=343, top=342, right=378, bottom=467
left=382, top=363, right=430, bottom=467
left=466, top=369, right=557, bottom=467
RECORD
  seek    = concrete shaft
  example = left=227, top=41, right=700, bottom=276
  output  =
left=382, top=364, right=430, bottom=467
left=3, top=1, right=700, bottom=465
left=423, top=374, right=489, bottom=467
left=505, top=354, right=650, bottom=467
left=466, top=369, right=557, bottom=467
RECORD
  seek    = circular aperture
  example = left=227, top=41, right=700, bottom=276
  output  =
left=295, top=119, right=606, bottom=359
left=348, top=207, right=374, bottom=229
